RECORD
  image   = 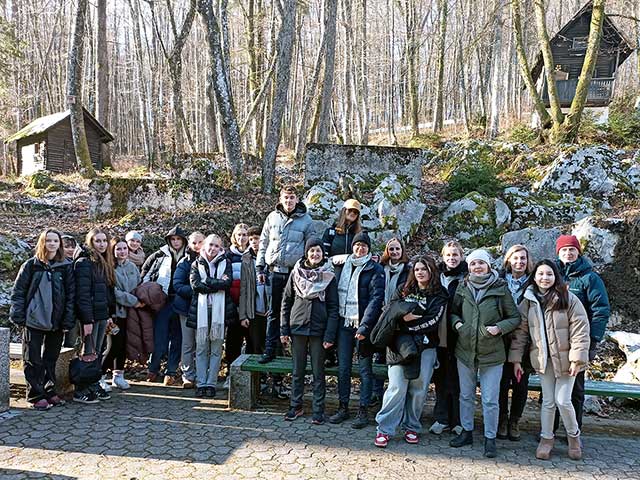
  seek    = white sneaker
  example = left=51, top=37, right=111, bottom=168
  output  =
left=429, top=421, right=449, bottom=435
left=452, top=425, right=464, bottom=436
left=99, top=375, right=112, bottom=393
left=112, top=372, right=130, bottom=390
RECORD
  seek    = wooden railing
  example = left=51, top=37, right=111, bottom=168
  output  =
left=543, top=77, right=615, bottom=107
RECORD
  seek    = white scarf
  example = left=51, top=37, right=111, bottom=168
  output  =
left=384, top=262, right=405, bottom=305
left=338, top=253, right=371, bottom=328
left=196, top=252, right=227, bottom=345
left=156, top=246, right=173, bottom=294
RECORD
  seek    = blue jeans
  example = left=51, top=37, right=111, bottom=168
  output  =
left=196, top=337, right=224, bottom=388
left=148, top=300, right=182, bottom=376
left=337, top=326, right=373, bottom=407
left=376, top=348, right=437, bottom=435
left=179, top=314, right=196, bottom=383
left=264, top=272, right=288, bottom=355
left=457, top=360, right=503, bottom=439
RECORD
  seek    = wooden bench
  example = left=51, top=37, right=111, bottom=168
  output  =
left=9, top=342, right=75, bottom=395
left=229, top=354, right=640, bottom=410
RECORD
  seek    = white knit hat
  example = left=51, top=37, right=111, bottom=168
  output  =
left=125, top=231, right=143, bottom=242
left=466, top=249, right=492, bottom=266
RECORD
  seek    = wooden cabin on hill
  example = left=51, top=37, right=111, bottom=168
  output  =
left=530, top=1, right=634, bottom=108
left=4, top=107, right=114, bottom=176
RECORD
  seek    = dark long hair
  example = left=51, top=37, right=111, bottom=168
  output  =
left=523, top=259, right=569, bottom=311
left=402, top=255, right=441, bottom=297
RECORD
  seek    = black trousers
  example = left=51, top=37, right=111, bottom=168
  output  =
left=499, top=361, right=530, bottom=421
left=290, top=335, right=326, bottom=415
left=432, top=347, right=460, bottom=426
left=23, top=327, right=64, bottom=403
left=102, top=317, right=127, bottom=372
left=264, top=271, right=290, bottom=355
left=225, top=320, right=250, bottom=368
left=247, top=314, right=267, bottom=355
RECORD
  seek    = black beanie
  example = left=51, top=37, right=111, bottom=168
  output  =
left=304, top=236, right=324, bottom=257
left=351, top=232, right=371, bottom=251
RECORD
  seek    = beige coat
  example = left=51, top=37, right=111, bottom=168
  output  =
left=509, top=286, right=590, bottom=378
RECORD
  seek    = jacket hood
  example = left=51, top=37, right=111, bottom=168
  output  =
left=276, top=201, right=307, bottom=218
left=557, top=255, right=592, bottom=277
left=165, top=225, right=188, bottom=246
left=73, top=245, right=91, bottom=261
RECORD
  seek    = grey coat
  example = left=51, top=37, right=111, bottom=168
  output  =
left=114, top=260, right=141, bottom=318
left=256, top=202, right=314, bottom=271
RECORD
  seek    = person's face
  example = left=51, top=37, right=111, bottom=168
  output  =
left=345, top=208, right=359, bottom=224
left=203, top=239, right=222, bottom=259
left=63, top=241, right=76, bottom=259
left=170, top=235, right=184, bottom=251
left=353, top=241, right=369, bottom=258
left=45, top=232, right=60, bottom=257
left=535, top=265, right=556, bottom=291
left=93, top=233, right=108, bottom=254
left=248, top=235, right=260, bottom=251
left=127, top=238, right=141, bottom=252
left=469, top=259, right=489, bottom=275
left=443, top=246, right=462, bottom=269
left=509, top=250, right=528, bottom=275
left=306, top=245, right=324, bottom=266
left=280, top=192, right=298, bottom=213
left=234, top=229, right=249, bottom=250
left=558, top=246, right=579, bottom=264
left=414, top=262, right=431, bottom=285
left=114, top=241, right=129, bottom=261
left=387, top=240, right=403, bottom=262
left=189, top=235, right=205, bottom=254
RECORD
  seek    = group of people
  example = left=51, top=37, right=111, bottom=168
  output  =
left=9, top=184, right=610, bottom=462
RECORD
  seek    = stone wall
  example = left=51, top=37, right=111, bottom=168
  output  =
left=304, top=143, right=430, bottom=187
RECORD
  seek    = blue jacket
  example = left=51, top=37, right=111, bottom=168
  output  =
left=172, top=250, right=198, bottom=316
left=555, top=256, right=610, bottom=342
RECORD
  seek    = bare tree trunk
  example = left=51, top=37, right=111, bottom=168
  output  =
left=315, top=0, right=338, bottom=143
left=534, top=0, right=563, bottom=125
left=67, top=0, right=95, bottom=178
left=262, top=0, right=297, bottom=193
left=198, top=0, right=244, bottom=181
left=432, top=0, right=447, bottom=132
left=486, top=0, right=503, bottom=139
left=96, top=0, right=111, bottom=168
left=359, top=0, right=369, bottom=143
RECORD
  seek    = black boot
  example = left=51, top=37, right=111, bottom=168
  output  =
left=450, top=429, right=473, bottom=448
left=258, top=351, right=275, bottom=364
left=351, top=406, right=369, bottom=429
left=497, top=414, right=509, bottom=440
left=484, top=437, right=497, bottom=458
left=329, top=402, right=350, bottom=424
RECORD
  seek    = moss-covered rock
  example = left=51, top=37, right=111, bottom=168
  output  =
left=571, top=216, right=623, bottom=265
left=441, top=192, right=505, bottom=248
left=24, top=171, right=69, bottom=197
left=0, top=233, right=31, bottom=276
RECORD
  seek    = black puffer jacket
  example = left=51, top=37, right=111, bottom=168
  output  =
left=10, top=257, right=76, bottom=331
left=322, top=222, right=361, bottom=257
left=74, top=248, right=116, bottom=325
left=186, top=254, right=237, bottom=329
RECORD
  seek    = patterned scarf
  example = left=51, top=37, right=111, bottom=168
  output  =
left=338, top=253, right=371, bottom=328
left=292, top=260, right=335, bottom=301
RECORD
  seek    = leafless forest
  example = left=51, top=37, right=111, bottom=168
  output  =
left=0, top=0, right=638, bottom=178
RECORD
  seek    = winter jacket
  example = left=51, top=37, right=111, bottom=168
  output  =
left=141, top=225, right=188, bottom=295
left=438, top=262, right=468, bottom=351
left=256, top=202, right=314, bottom=272
left=114, top=260, right=140, bottom=318
left=280, top=262, right=340, bottom=343
left=73, top=248, right=116, bottom=325
left=322, top=223, right=361, bottom=257
left=186, top=255, right=237, bottom=329
left=555, top=256, right=610, bottom=343
left=334, top=257, right=385, bottom=356
left=10, top=257, right=75, bottom=331
left=172, top=249, right=198, bottom=317
left=127, top=281, right=167, bottom=363
left=239, top=248, right=269, bottom=321
left=450, top=277, right=521, bottom=369
left=509, top=287, right=590, bottom=377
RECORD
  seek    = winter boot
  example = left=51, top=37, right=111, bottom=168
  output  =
left=535, top=437, right=554, bottom=460
left=450, top=429, right=473, bottom=448
left=497, top=414, right=508, bottom=439
left=351, top=406, right=369, bottom=429
left=508, top=417, right=521, bottom=441
left=567, top=433, right=582, bottom=460
left=329, top=402, right=350, bottom=424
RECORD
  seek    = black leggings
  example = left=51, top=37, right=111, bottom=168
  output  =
left=102, top=317, right=127, bottom=372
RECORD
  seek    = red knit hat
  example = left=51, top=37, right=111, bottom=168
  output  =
left=555, top=235, right=582, bottom=254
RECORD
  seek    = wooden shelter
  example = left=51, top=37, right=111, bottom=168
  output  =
left=530, top=1, right=634, bottom=108
left=4, top=107, right=114, bottom=176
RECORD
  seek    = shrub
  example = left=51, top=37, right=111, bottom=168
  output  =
left=506, top=122, right=538, bottom=144
left=447, top=162, right=503, bottom=200
left=607, top=92, right=640, bottom=147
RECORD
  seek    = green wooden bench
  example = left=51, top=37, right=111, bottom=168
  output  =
left=228, top=354, right=640, bottom=409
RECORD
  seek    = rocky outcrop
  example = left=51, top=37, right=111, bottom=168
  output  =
left=501, top=227, right=561, bottom=263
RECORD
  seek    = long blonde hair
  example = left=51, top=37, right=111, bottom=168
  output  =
left=35, top=228, right=65, bottom=263
left=85, top=227, right=116, bottom=286
left=503, top=244, right=534, bottom=274
left=231, top=223, right=249, bottom=249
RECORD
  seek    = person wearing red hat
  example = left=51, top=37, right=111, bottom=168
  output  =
left=554, top=234, right=610, bottom=432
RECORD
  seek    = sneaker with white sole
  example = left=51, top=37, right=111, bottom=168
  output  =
left=99, top=376, right=112, bottom=393
left=73, top=391, right=99, bottom=404
left=112, top=372, right=130, bottom=390
left=429, top=421, right=449, bottom=435
left=375, top=433, right=389, bottom=448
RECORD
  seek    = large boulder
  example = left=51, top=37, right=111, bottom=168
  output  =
left=442, top=192, right=506, bottom=248
left=607, top=331, right=640, bottom=384
left=372, top=175, right=425, bottom=240
left=535, top=145, right=639, bottom=198
left=571, top=216, right=622, bottom=265
left=501, top=227, right=561, bottom=263
left=0, top=233, right=31, bottom=276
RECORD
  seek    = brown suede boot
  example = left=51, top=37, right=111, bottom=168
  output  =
left=567, top=434, right=582, bottom=460
left=508, top=418, right=521, bottom=441
left=535, top=437, right=554, bottom=460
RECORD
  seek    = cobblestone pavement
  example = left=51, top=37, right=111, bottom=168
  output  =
left=1, top=382, right=639, bottom=480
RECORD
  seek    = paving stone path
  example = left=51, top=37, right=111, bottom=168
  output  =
left=1, top=382, right=639, bottom=480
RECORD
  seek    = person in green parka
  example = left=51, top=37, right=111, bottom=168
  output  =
left=448, top=249, right=521, bottom=459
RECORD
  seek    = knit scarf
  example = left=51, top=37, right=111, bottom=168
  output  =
left=292, top=260, right=335, bottom=301
left=384, top=262, right=405, bottom=305
left=505, top=272, right=528, bottom=303
left=467, top=269, right=499, bottom=303
left=196, top=251, right=226, bottom=345
left=338, top=253, right=371, bottom=328
left=128, top=247, right=145, bottom=268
